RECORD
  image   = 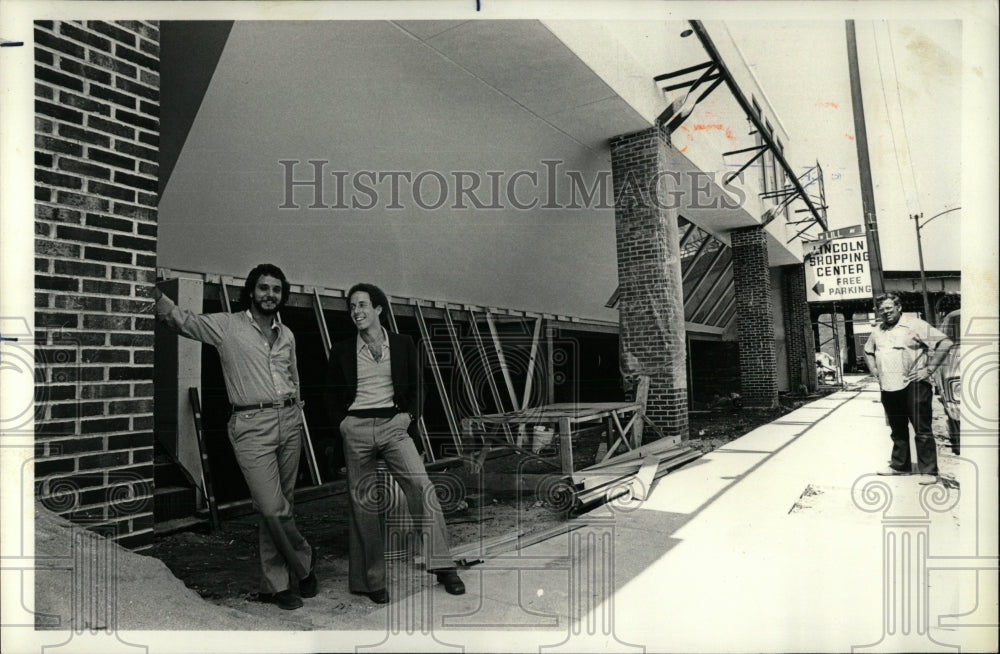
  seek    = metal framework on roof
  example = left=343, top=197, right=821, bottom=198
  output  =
left=606, top=216, right=736, bottom=333
left=654, top=20, right=829, bottom=238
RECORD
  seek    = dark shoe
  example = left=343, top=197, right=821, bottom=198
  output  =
left=299, top=547, right=318, bottom=598
left=368, top=588, right=389, bottom=604
left=876, top=466, right=910, bottom=476
left=435, top=569, right=465, bottom=595
left=266, top=589, right=303, bottom=610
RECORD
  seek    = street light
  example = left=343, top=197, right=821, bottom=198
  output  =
left=911, top=207, right=961, bottom=323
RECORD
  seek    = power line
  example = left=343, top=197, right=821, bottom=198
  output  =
left=872, top=21, right=916, bottom=214
left=887, top=23, right=924, bottom=217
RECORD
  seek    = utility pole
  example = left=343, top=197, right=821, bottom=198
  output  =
left=846, top=20, right=885, bottom=297
left=912, top=212, right=932, bottom=320
left=912, top=207, right=961, bottom=324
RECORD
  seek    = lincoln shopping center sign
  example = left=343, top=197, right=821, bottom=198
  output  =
left=804, top=225, right=873, bottom=302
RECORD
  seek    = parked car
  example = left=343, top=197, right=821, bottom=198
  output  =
left=934, top=310, right=961, bottom=455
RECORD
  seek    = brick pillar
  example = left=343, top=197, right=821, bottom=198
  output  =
left=34, top=20, right=160, bottom=549
left=731, top=226, right=777, bottom=408
left=610, top=126, right=687, bottom=439
left=781, top=264, right=817, bottom=393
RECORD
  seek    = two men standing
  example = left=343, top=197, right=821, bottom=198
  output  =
left=156, top=268, right=461, bottom=608
left=864, top=292, right=953, bottom=482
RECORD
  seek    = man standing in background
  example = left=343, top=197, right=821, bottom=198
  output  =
left=864, top=292, right=953, bottom=483
left=154, top=263, right=317, bottom=610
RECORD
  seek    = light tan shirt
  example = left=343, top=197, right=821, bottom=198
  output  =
left=864, top=314, right=947, bottom=392
left=155, top=294, right=299, bottom=405
left=349, top=327, right=394, bottom=410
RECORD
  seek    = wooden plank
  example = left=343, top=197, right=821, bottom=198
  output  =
left=159, top=267, right=620, bottom=333
left=580, top=439, right=687, bottom=472
left=515, top=519, right=590, bottom=551
left=467, top=309, right=514, bottom=443
left=583, top=446, right=691, bottom=476
left=450, top=530, right=527, bottom=565
left=219, top=278, right=234, bottom=311
left=485, top=311, right=520, bottom=416
left=559, top=416, right=574, bottom=475
left=312, top=287, right=332, bottom=359
left=443, top=308, right=482, bottom=420
left=520, top=317, right=542, bottom=410
left=385, top=299, right=435, bottom=462
left=632, top=375, right=650, bottom=447
left=187, top=387, right=220, bottom=531
left=299, top=405, right=323, bottom=485
left=415, top=302, right=463, bottom=454
left=545, top=325, right=555, bottom=405
left=516, top=317, right=543, bottom=447
left=468, top=519, right=591, bottom=561
left=461, top=428, right=561, bottom=471
left=631, top=456, right=661, bottom=501
left=475, top=402, right=642, bottom=424
left=651, top=449, right=703, bottom=479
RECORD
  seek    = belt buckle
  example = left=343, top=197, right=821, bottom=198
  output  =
left=270, top=401, right=282, bottom=409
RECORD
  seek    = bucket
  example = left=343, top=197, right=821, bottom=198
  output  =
left=531, top=426, right=555, bottom=454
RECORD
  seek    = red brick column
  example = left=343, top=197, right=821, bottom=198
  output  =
left=34, top=20, right=160, bottom=549
left=731, top=225, right=778, bottom=408
left=781, top=264, right=818, bottom=393
left=610, top=126, right=688, bottom=439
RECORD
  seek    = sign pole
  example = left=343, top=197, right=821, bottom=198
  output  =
left=831, top=302, right=844, bottom=388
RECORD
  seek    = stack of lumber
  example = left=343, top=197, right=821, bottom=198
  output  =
left=570, top=438, right=701, bottom=507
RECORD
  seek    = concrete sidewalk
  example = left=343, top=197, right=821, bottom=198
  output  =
left=327, top=381, right=996, bottom=652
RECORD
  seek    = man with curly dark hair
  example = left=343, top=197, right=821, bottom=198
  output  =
left=325, top=282, right=464, bottom=604
left=154, top=263, right=316, bottom=610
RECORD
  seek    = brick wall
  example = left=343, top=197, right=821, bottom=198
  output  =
left=610, top=126, right=688, bottom=439
left=781, top=264, right=817, bottom=393
left=34, top=20, right=160, bottom=549
left=731, top=225, right=777, bottom=408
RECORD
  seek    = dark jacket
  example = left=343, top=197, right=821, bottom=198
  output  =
left=325, top=331, right=422, bottom=442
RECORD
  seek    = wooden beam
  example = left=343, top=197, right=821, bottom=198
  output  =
left=520, top=317, right=542, bottom=410
left=312, top=287, right=331, bottom=359
left=485, top=311, right=520, bottom=415
left=690, top=258, right=734, bottom=323
left=515, top=317, right=543, bottom=447
left=545, top=325, right=555, bottom=405
left=559, top=417, right=574, bottom=474
left=467, top=309, right=513, bottom=443
left=415, top=302, right=463, bottom=454
left=443, top=308, right=482, bottom=420
left=386, top=299, right=435, bottom=461
left=219, top=278, right=234, bottom=311
left=298, top=406, right=323, bottom=485
left=632, top=375, right=650, bottom=447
